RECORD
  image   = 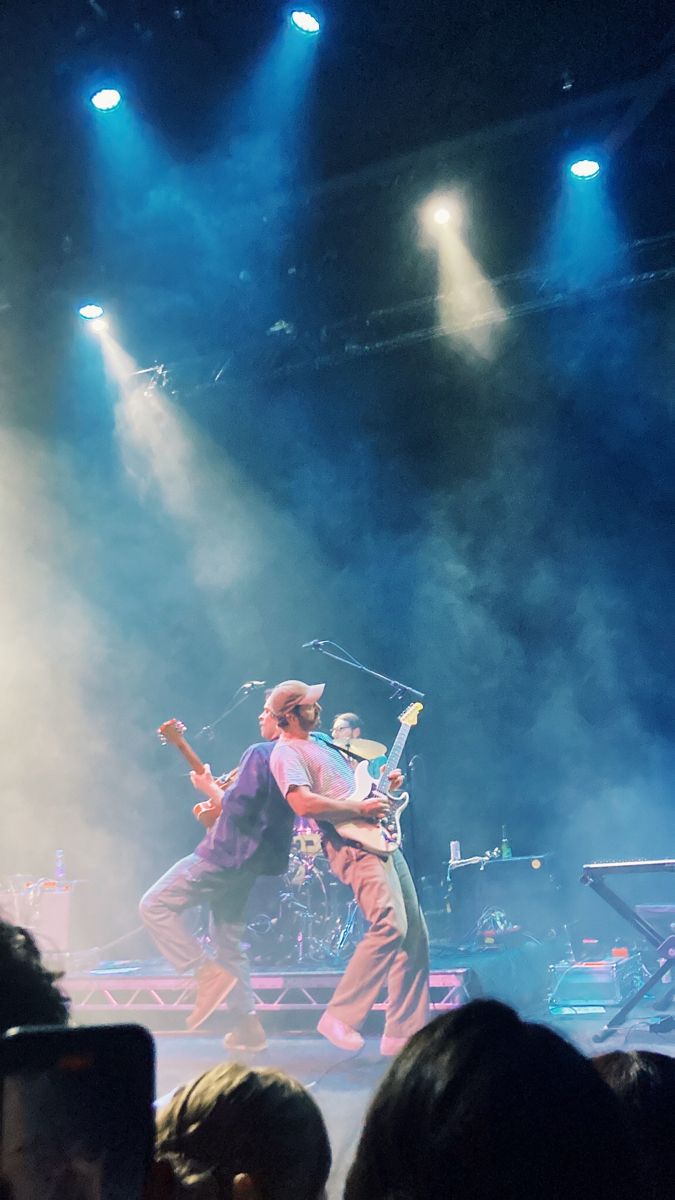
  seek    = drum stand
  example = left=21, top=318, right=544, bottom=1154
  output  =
left=245, top=855, right=365, bottom=967
left=324, top=897, right=361, bottom=961
left=277, top=882, right=320, bottom=964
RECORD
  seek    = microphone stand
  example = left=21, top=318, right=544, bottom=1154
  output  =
left=195, top=684, right=260, bottom=741
left=305, top=641, right=425, bottom=702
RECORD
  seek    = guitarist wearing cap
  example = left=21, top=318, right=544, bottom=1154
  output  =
left=139, top=698, right=292, bottom=1052
left=268, top=679, right=429, bottom=1057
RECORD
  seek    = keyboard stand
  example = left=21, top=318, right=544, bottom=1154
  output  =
left=581, top=864, right=675, bottom=1042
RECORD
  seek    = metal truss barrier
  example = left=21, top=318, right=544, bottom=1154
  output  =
left=65, top=969, right=473, bottom=1016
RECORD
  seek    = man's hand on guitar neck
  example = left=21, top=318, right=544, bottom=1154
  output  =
left=382, top=767, right=404, bottom=793
left=360, top=770, right=403, bottom=820
left=190, top=764, right=225, bottom=803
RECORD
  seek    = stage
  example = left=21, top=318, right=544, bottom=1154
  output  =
left=63, top=963, right=475, bottom=1019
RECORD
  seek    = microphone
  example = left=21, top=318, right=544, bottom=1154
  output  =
left=241, top=680, right=266, bottom=690
left=301, top=640, right=326, bottom=649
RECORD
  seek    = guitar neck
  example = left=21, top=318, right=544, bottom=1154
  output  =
left=172, top=737, right=207, bottom=776
left=383, top=722, right=413, bottom=776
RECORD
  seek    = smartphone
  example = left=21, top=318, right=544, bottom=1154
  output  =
left=0, top=1024, right=155, bottom=1200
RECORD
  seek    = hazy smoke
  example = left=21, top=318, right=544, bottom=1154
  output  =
left=0, top=422, right=167, bottom=953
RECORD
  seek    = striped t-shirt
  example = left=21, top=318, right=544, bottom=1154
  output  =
left=270, top=735, right=359, bottom=848
left=270, top=734, right=356, bottom=801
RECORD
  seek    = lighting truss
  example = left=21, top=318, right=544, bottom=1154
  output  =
left=131, top=232, right=675, bottom=391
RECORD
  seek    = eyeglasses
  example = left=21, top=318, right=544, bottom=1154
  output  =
left=331, top=723, right=351, bottom=734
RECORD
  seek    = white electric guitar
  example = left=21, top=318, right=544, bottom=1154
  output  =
left=334, top=702, right=423, bottom=855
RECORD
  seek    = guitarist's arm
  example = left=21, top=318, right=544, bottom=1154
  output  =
left=285, top=785, right=389, bottom=823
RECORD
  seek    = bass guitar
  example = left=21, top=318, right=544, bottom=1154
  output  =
left=158, top=718, right=237, bottom=829
left=334, top=702, right=423, bottom=855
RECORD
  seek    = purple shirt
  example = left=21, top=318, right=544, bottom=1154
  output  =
left=195, top=741, right=294, bottom=873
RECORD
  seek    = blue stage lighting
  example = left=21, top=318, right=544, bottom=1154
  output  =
left=78, top=303, right=104, bottom=320
left=290, top=10, right=321, bottom=34
left=90, top=88, right=122, bottom=112
left=569, top=158, right=601, bottom=179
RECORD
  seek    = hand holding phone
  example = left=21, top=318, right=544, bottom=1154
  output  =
left=0, top=1024, right=155, bottom=1200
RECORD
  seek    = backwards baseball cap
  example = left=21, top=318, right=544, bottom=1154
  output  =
left=267, top=679, right=325, bottom=718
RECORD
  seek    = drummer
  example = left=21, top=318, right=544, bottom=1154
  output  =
left=330, top=712, right=388, bottom=777
left=292, top=714, right=388, bottom=855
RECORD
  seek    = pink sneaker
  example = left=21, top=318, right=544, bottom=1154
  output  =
left=317, top=1011, right=364, bottom=1051
left=380, top=1033, right=409, bottom=1057
left=186, top=962, right=237, bottom=1031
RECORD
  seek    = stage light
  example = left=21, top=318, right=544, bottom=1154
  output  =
left=78, top=303, right=104, bottom=320
left=569, top=158, right=601, bottom=179
left=421, top=194, right=464, bottom=231
left=90, top=88, right=122, bottom=112
left=290, top=10, right=321, bottom=34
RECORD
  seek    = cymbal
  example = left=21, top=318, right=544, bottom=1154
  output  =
left=346, top=738, right=387, bottom=760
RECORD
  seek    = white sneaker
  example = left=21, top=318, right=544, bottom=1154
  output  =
left=380, top=1033, right=408, bottom=1057
left=317, top=1011, right=364, bottom=1051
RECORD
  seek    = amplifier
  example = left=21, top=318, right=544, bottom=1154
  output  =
left=0, top=882, right=72, bottom=961
left=445, top=853, right=563, bottom=942
left=0, top=891, right=23, bottom=925
left=548, top=955, right=642, bottom=1009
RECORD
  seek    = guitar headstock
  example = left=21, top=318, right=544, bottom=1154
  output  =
left=158, top=718, right=187, bottom=746
left=398, top=702, right=423, bottom=727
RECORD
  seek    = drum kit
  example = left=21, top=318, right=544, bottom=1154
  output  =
left=244, top=817, right=367, bottom=967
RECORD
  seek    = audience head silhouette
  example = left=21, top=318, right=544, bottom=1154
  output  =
left=346, top=999, right=637, bottom=1200
left=155, top=1061, right=331, bottom=1200
left=594, top=1049, right=675, bottom=1200
left=0, top=919, right=69, bottom=1034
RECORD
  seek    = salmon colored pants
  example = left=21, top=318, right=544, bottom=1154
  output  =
left=323, top=843, right=430, bottom=1038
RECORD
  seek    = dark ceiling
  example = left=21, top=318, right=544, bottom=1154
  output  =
left=5, top=0, right=674, bottom=170
left=1, top=0, right=673, bottom=381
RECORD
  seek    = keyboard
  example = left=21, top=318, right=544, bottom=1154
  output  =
left=582, top=859, right=675, bottom=875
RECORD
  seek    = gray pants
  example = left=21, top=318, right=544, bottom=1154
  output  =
left=139, top=853, right=258, bottom=1016
left=324, top=845, right=430, bottom=1038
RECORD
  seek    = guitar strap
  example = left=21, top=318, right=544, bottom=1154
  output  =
left=310, top=732, right=368, bottom=763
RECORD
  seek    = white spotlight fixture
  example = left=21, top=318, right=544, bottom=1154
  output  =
left=422, top=194, right=463, bottom=231
left=290, top=9, right=321, bottom=34
left=90, top=87, right=122, bottom=112
left=79, top=303, right=104, bottom=320
left=569, top=157, right=601, bottom=179
left=433, top=206, right=452, bottom=225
